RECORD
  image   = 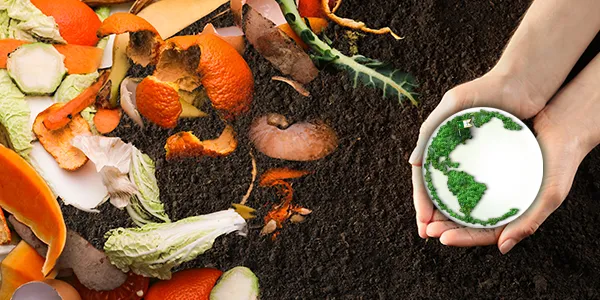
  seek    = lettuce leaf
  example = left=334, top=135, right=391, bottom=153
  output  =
left=127, top=147, right=171, bottom=226
left=0, top=69, right=32, bottom=157
left=0, top=10, right=9, bottom=39
left=104, top=209, right=247, bottom=279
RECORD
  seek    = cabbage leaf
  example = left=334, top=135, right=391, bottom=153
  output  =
left=104, top=209, right=246, bottom=279
left=0, top=69, right=32, bottom=157
left=127, top=147, right=171, bottom=226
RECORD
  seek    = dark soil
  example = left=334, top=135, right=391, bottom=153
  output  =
left=61, top=1, right=600, bottom=299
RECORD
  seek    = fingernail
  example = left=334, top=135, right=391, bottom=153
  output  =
left=500, top=239, right=516, bottom=254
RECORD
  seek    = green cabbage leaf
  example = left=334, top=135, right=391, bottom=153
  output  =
left=0, top=69, right=32, bottom=157
left=127, top=147, right=171, bottom=226
left=104, top=209, right=246, bottom=279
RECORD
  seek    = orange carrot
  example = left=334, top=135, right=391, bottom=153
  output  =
left=0, top=210, right=10, bottom=245
left=0, top=39, right=28, bottom=68
left=43, top=71, right=110, bottom=131
left=93, top=108, right=122, bottom=134
left=259, top=168, right=311, bottom=187
left=54, top=44, right=104, bottom=74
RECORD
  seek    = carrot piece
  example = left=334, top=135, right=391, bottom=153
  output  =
left=0, top=241, right=57, bottom=299
left=93, top=108, right=122, bottom=134
left=34, top=103, right=91, bottom=171
left=278, top=17, right=328, bottom=50
left=43, top=71, right=110, bottom=131
left=259, top=168, right=311, bottom=187
left=0, top=210, right=10, bottom=245
left=0, top=146, right=67, bottom=277
left=54, top=44, right=104, bottom=75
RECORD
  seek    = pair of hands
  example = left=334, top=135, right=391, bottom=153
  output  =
left=409, top=55, right=600, bottom=253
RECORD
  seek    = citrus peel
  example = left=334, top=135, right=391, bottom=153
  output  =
left=97, top=12, right=164, bottom=67
left=165, top=125, right=237, bottom=160
left=196, top=33, right=254, bottom=119
left=135, top=76, right=182, bottom=129
left=154, top=36, right=202, bottom=92
left=34, top=103, right=92, bottom=171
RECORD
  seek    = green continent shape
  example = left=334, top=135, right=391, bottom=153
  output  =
left=446, top=170, right=487, bottom=215
left=424, top=109, right=522, bottom=225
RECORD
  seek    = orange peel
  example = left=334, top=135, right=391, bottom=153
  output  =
left=165, top=125, right=237, bottom=160
left=154, top=36, right=202, bottom=92
left=97, top=12, right=164, bottom=66
left=135, top=76, right=182, bottom=129
left=196, top=33, right=254, bottom=119
left=34, top=103, right=91, bottom=171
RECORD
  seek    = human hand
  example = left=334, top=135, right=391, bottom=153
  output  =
left=416, top=54, right=600, bottom=253
left=409, top=71, right=546, bottom=239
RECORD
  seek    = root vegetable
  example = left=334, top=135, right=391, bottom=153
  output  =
left=34, top=103, right=91, bottom=171
left=43, top=71, right=110, bottom=131
left=7, top=43, right=66, bottom=94
left=94, top=108, right=122, bottom=134
left=249, top=113, right=338, bottom=161
left=243, top=7, right=318, bottom=84
left=9, top=216, right=128, bottom=291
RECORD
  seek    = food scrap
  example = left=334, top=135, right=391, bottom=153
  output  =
left=34, top=103, right=91, bottom=171
left=259, top=168, right=312, bottom=238
left=320, top=0, right=401, bottom=39
left=145, top=268, right=223, bottom=300
left=210, top=266, right=260, bottom=300
left=0, top=241, right=52, bottom=300
left=135, top=76, right=182, bottom=128
left=11, top=279, right=82, bottom=300
left=104, top=209, right=247, bottom=279
left=165, top=125, right=237, bottom=160
left=71, top=272, right=149, bottom=300
left=43, top=71, right=109, bottom=131
left=249, top=113, right=339, bottom=161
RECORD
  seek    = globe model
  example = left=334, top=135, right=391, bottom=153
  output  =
left=422, top=107, right=543, bottom=228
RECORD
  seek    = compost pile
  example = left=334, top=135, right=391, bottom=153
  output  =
left=51, top=0, right=600, bottom=298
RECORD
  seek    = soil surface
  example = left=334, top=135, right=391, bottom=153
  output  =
left=61, top=1, right=600, bottom=299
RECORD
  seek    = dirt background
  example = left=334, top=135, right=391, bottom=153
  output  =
left=61, top=0, right=600, bottom=299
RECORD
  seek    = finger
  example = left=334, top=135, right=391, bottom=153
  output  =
left=426, top=220, right=461, bottom=238
left=431, top=210, right=448, bottom=222
left=439, top=226, right=504, bottom=247
left=412, top=165, right=433, bottom=238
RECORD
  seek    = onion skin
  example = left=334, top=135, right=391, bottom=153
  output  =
left=249, top=114, right=338, bottom=161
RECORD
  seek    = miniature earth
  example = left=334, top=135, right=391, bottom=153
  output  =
left=60, top=0, right=600, bottom=299
left=423, top=109, right=527, bottom=227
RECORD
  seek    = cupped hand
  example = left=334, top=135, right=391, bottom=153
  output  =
left=413, top=54, right=600, bottom=254
left=409, top=71, right=546, bottom=239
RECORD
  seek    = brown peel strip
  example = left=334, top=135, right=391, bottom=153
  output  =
left=34, top=104, right=91, bottom=171
left=130, top=0, right=159, bottom=15
left=240, top=151, right=257, bottom=206
left=271, top=76, right=310, bottom=97
left=321, top=0, right=402, bottom=40
left=165, top=125, right=237, bottom=160
left=243, top=7, right=318, bottom=84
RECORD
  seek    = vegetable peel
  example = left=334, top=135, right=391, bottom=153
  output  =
left=165, top=125, right=237, bottom=160
left=321, top=0, right=401, bottom=39
left=33, top=103, right=91, bottom=171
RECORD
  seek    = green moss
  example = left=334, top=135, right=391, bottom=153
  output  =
left=424, top=109, right=522, bottom=226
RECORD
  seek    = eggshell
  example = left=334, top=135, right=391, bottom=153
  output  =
left=11, top=280, right=81, bottom=300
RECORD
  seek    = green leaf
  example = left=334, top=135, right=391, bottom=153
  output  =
left=127, top=147, right=171, bottom=226
left=104, top=209, right=246, bottom=279
left=341, top=55, right=418, bottom=106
